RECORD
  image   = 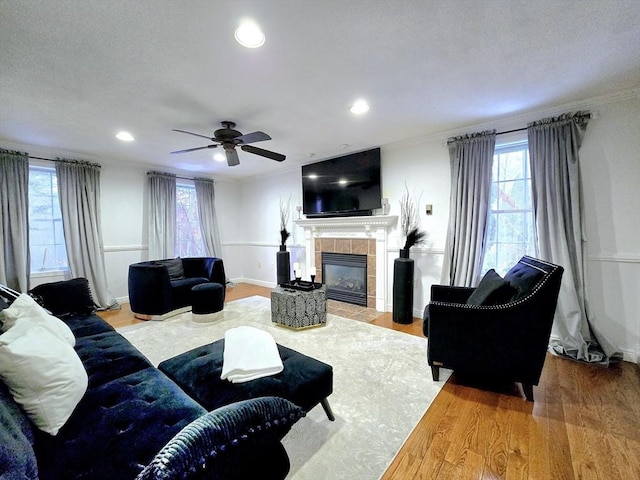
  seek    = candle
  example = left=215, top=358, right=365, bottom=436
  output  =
left=310, top=267, right=317, bottom=276
left=293, top=262, right=300, bottom=271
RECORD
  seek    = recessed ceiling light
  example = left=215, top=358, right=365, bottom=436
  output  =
left=235, top=20, right=265, bottom=48
left=116, top=131, right=134, bottom=142
left=350, top=99, right=369, bottom=115
left=213, top=152, right=225, bottom=162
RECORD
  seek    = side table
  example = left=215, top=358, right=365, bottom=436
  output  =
left=271, top=285, right=327, bottom=329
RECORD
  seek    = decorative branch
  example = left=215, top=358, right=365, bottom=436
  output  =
left=279, top=195, right=291, bottom=246
left=399, top=183, right=427, bottom=251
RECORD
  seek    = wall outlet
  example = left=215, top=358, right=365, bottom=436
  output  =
left=425, top=204, right=433, bottom=215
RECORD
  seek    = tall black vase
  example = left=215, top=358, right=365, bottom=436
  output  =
left=276, top=246, right=290, bottom=286
left=393, top=249, right=414, bottom=324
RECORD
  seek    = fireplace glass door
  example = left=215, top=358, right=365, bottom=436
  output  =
left=322, top=252, right=367, bottom=306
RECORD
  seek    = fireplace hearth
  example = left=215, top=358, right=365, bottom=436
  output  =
left=322, top=252, right=367, bottom=306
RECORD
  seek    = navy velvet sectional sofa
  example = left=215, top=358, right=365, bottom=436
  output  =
left=0, top=278, right=303, bottom=480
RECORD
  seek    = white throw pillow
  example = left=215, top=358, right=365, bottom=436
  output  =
left=0, top=321, right=88, bottom=435
left=1, top=294, right=75, bottom=346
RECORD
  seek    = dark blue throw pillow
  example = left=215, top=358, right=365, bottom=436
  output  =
left=137, top=396, right=304, bottom=480
left=158, top=258, right=185, bottom=280
left=466, top=269, right=516, bottom=306
left=29, top=278, right=95, bottom=318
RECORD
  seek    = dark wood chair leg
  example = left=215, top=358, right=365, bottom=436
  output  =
left=431, top=365, right=440, bottom=382
left=320, top=398, right=335, bottom=421
left=522, top=383, right=534, bottom=401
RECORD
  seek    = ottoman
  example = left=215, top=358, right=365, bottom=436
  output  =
left=158, top=339, right=335, bottom=421
left=191, top=282, right=225, bottom=322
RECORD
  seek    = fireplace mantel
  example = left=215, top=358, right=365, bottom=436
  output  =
left=294, top=215, right=398, bottom=233
left=294, top=215, right=398, bottom=311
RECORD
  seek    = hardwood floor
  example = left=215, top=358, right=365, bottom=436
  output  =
left=99, top=283, right=640, bottom=479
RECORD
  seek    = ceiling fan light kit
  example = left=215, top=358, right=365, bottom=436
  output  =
left=171, top=121, right=285, bottom=167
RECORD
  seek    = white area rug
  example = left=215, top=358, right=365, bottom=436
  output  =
left=118, top=296, right=451, bottom=480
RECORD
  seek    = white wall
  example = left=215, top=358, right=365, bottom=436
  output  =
left=3, top=90, right=638, bottom=361
left=579, top=95, right=640, bottom=362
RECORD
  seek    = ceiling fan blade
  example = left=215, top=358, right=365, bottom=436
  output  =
left=170, top=145, right=217, bottom=154
left=241, top=144, right=286, bottom=162
left=172, top=129, right=214, bottom=141
left=235, top=131, right=271, bottom=144
left=225, top=148, right=240, bottom=167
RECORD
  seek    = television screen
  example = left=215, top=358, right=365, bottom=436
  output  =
left=302, top=148, right=381, bottom=217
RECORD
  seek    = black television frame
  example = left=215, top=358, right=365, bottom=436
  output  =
left=302, top=147, right=382, bottom=218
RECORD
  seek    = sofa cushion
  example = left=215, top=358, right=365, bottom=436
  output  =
left=466, top=269, right=516, bottom=305
left=0, top=381, right=38, bottom=480
left=170, top=277, right=210, bottom=309
left=0, top=321, right=88, bottom=436
left=158, top=258, right=185, bottom=280
left=74, top=330, right=153, bottom=389
left=29, top=278, right=95, bottom=318
left=137, top=396, right=304, bottom=480
left=63, top=313, right=115, bottom=339
left=34, top=367, right=206, bottom=480
left=504, top=262, right=546, bottom=300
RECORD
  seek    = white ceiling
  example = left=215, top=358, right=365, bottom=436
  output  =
left=1, top=0, right=639, bottom=180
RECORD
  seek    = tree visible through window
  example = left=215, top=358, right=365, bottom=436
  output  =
left=176, top=183, right=205, bottom=257
left=28, top=166, right=69, bottom=272
left=482, top=143, right=537, bottom=276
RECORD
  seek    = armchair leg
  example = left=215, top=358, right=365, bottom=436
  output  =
left=431, top=366, right=440, bottom=382
left=521, top=383, right=534, bottom=401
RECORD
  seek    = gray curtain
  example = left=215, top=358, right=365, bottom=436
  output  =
left=147, top=171, right=176, bottom=260
left=0, top=150, right=30, bottom=292
left=194, top=177, right=223, bottom=257
left=528, top=112, right=621, bottom=365
left=56, top=159, right=117, bottom=310
left=442, top=130, right=496, bottom=286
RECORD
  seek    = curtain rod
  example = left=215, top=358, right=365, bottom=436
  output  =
left=495, top=127, right=526, bottom=136
left=496, top=112, right=592, bottom=136
left=28, top=155, right=101, bottom=167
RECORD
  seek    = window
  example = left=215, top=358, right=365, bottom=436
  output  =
left=28, top=166, right=69, bottom=273
left=176, top=183, right=205, bottom=257
left=481, top=142, right=537, bottom=276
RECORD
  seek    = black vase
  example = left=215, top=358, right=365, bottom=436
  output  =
left=393, top=249, right=414, bottom=324
left=276, top=246, right=290, bottom=286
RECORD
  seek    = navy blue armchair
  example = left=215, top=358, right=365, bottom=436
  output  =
left=424, top=256, right=563, bottom=401
left=128, top=257, right=226, bottom=320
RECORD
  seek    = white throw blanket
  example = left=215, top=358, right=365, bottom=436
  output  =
left=220, top=326, right=284, bottom=383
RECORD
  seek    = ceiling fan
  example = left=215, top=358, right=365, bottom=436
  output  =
left=170, top=121, right=286, bottom=167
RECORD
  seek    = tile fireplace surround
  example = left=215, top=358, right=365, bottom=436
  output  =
left=294, top=215, right=398, bottom=311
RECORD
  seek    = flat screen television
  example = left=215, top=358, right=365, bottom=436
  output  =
left=302, top=147, right=381, bottom=217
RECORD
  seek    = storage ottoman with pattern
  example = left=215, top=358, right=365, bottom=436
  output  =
left=270, top=285, right=327, bottom=329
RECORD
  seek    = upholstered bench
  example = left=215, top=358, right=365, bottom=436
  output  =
left=191, top=282, right=225, bottom=322
left=158, top=339, right=335, bottom=421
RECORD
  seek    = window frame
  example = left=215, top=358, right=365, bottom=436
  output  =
left=28, top=164, right=69, bottom=276
left=481, top=141, right=537, bottom=276
left=175, top=181, right=206, bottom=258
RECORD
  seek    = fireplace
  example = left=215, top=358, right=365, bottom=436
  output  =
left=294, top=215, right=397, bottom=311
left=322, top=252, right=367, bottom=306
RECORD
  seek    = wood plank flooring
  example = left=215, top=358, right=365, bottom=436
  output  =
left=99, top=283, right=640, bottom=479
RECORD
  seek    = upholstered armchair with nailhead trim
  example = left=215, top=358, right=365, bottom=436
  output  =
left=423, top=256, right=563, bottom=401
